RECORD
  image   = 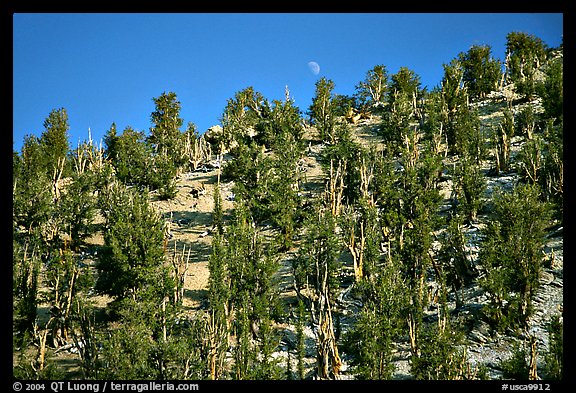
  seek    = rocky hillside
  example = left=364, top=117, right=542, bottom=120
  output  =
left=19, top=74, right=562, bottom=381
left=140, top=88, right=563, bottom=379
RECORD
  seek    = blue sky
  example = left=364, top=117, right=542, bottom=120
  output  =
left=12, top=13, right=563, bottom=153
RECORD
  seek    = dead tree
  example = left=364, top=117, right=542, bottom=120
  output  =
left=494, top=123, right=511, bottom=174
left=51, top=156, right=66, bottom=203
left=345, top=215, right=365, bottom=282
left=359, top=155, right=374, bottom=206
left=529, top=335, right=539, bottom=380
left=301, top=206, right=343, bottom=380
left=184, top=132, right=212, bottom=171
left=326, top=159, right=345, bottom=218
left=32, top=319, right=53, bottom=373
left=170, top=241, right=191, bottom=305
left=310, top=251, right=342, bottom=379
left=204, top=310, right=228, bottom=380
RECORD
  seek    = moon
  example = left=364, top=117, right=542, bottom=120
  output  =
left=307, top=61, right=320, bottom=75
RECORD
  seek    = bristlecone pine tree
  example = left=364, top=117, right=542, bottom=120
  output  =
left=479, top=183, right=551, bottom=332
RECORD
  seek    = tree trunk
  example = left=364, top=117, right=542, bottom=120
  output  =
left=529, top=335, right=539, bottom=380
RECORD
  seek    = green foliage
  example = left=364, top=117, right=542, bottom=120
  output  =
left=390, top=66, right=422, bottom=98
left=331, top=94, right=357, bottom=117
left=321, top=131, right=364, bottom=206
left=440, top=59, right=469, bottom=154
left=515, top=105, right=537, bottom=140
left=104, top=125, right=152, bottom=188
left=148, top=91, right=185, bottom=166
left=411, top=324, right=470, bottom=380
left=293, top=202, right=341, bottom=301
left=226, top=200, right=282, bottom=319
left=506, top=31, right=548, bottom=100
left=151, top=153, right=179, bottom=200
left=439, top=56, right=486, bottom=160
left=344, top=261, right=407, bottom=379
left=309, top=77, right=339, bottom=144
left=148, top=92, right=185, bottom=198
left=380, top=67, right=421, bottom=145
left=516, top=134, right=543, bottom=185
left=104, top=122, right=178, bottom=198
left=458, top=44, right=502, bottom=99
left=493, top=109, right=514, bottom=174
left=12, top=31, right=563, bottom=381
left=209, top=198, right=282, bottom=379
left=224, top=123, right=304, bottom=249
left=295, top=299, right=307, bottom=380
left=99, top=303, right=157, bottom=379
left=500, top=343, right=530, bottom=380
left=454, top=156, right=486, bottom=222
left=540, top=122, right=563, bottom=214
left=340, top=198, right=381, bottom=280
left=208, top=228, right=228, bottom=315
left=355, top=64, right=389, bottom=111
left=96, top=184, right=171, bottom=304
left=13, top=240, right=41, bottom=339
left=442, top=59, right=466, bottom=115
left=206, top=221, right=230, bottom=379
left=13, top=135, right=54, bottom=231
left=421, top=88, right=448, bottom=154
left=543, top=315, right=563, bottom=379
left=221, top=86, right=269, bottom=151
left=13, top=346, right=65, bottom=380
left=438, top=214, right=478, bottom=308
left=479, top=184, right=551, bottom=332
left=40, top=108, right=71, bottom=176
left=456, top=106, right=485, bottom=162
left=222, top=90, right=305, bottom=242
left=538, top=56, right=562, bottom=122
left=259, top=97, right=305, bottom=150
left=60, top=145, right=100, bottom=249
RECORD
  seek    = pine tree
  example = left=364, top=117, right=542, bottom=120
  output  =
left=493, top=109, right=514, bottom=174
left=540, top=121, right=563, bottom=215
left=221, top=86, right=269, bottom=152
left=505, top=31, right=548, bottom=100
left=13, top=240, right=42, bottom=340
left=454, top=155, right=486, bottom=223
left=40, top=108, right=70, bottom=177
left=149, top=91, right=185, bottom=167
left=422, top=87, right=449, bottom=155
left=206, top=214, right=229, bottom=379
left=344, top=256, right=406, bottom=379
left=458, top=44, right=502, bottom=99
left=440, top=59, right=467, bottom=154
left=438, top=214, right=477, bottom=309
left=479, top=184, right=551, bottom=331
left=543, top=315, right=563, bottom=379
left=538, top=55, right=563, bottom=123
left=397, top=137, right=442, bottom=359
left=104, top=126, right=151, bottom=188
left=411, top=322, right=470, bottom=380
left=309, top=77, right=338, bottom=145
left=355, top=64, right=389, bottom=111
left=293, top=202, right=342, bottom=379
left=13, top=135, right=54, bottom=232
left=60, top=141, right=101, bottom=250
left=96, top=183, right=172, bottom=305
left=380, top=67, right=421, bottom=146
